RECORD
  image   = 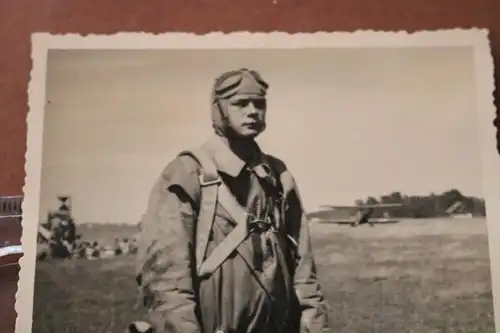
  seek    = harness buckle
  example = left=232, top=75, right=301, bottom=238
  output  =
left=198, top=174, right=222, bottom=187
left=248, top=216, right=275, bottom=233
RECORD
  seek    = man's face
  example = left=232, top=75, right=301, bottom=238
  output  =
left=224, top=95, right=267, bottom=138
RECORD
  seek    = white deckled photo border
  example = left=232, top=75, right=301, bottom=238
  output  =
left=20, top=30, right=496, bottom=333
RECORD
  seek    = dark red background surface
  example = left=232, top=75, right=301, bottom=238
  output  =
left=0, top=1, right=498, bottom=332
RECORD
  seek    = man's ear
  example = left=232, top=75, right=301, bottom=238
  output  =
left=216, top=100, right=226, bottom=119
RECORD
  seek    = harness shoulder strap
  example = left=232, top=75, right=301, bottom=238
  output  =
left=263, top=154, right=300, bottom=270
left=178, top=148, right=221, bottom=276
left=180, top=150, right=295, bottom=279
left=263, top=154, right=295, bottom=195
left=179, top=148, right=252, bottom=278
left=197, top=183, right=251, bottom=278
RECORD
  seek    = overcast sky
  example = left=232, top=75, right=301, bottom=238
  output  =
left=38, top=47, right=482, bottom=224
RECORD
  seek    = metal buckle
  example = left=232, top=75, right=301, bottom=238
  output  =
left=198, top=174, right=222, bottom=187
left=248, top=216, right=273, bottom=233
left=249, top=221, right=267, bottom=232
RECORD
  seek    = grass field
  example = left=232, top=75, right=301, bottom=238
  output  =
left=32, top=217, right=495, bottom=333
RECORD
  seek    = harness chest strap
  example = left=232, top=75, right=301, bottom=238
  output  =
left=178, top=148, right=220, bottom=277
left=180, top=147, right=258, bottom=278
left=198, top=183, right=251, bottom=277
left=178, top=148, right=296, bottom=279
left=180, top=148, right=265, bottom=279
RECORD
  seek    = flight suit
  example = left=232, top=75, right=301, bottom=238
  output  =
left=135, top=135, right=328, bottom=333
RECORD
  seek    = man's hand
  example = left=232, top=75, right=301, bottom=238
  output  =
left=128, top=321, right=154, bottom=333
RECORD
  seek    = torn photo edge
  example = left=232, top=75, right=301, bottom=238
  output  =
left=18, top=29, right=497, bottom=333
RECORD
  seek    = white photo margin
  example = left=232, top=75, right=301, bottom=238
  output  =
left=20, top=30, right=496, bottom=333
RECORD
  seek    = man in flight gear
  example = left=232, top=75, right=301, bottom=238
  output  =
left=131, top=68, right=329, bottom=333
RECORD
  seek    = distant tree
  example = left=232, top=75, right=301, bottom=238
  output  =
left=364, top=196, right=381, bottom=217
left=354, top=188, right=486, bottom=219
left=441, top=189, right=464, bottom=211
left=389, top=192, right=403, bottom=203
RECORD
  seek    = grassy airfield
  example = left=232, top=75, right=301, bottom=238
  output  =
left=32, top=217, right=495, bottom=333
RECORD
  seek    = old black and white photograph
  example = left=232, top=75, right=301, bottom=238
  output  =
left=19, top=31, right=498, bottom=333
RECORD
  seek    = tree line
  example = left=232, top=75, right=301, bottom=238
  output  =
left=354, top=189, right=486, bottom=218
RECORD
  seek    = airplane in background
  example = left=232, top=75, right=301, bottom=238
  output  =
left=306, top=203, right=403, bottom=227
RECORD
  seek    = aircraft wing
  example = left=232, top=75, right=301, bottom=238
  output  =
left=365, top=217, right=400, bottom=223
left=316, top=219, right=355, bottom=224
left=319, top=205, right=357, bottom=210
left=315, top=217, right=400, bottom=224
left=321, top=203, right=403, bottom=209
